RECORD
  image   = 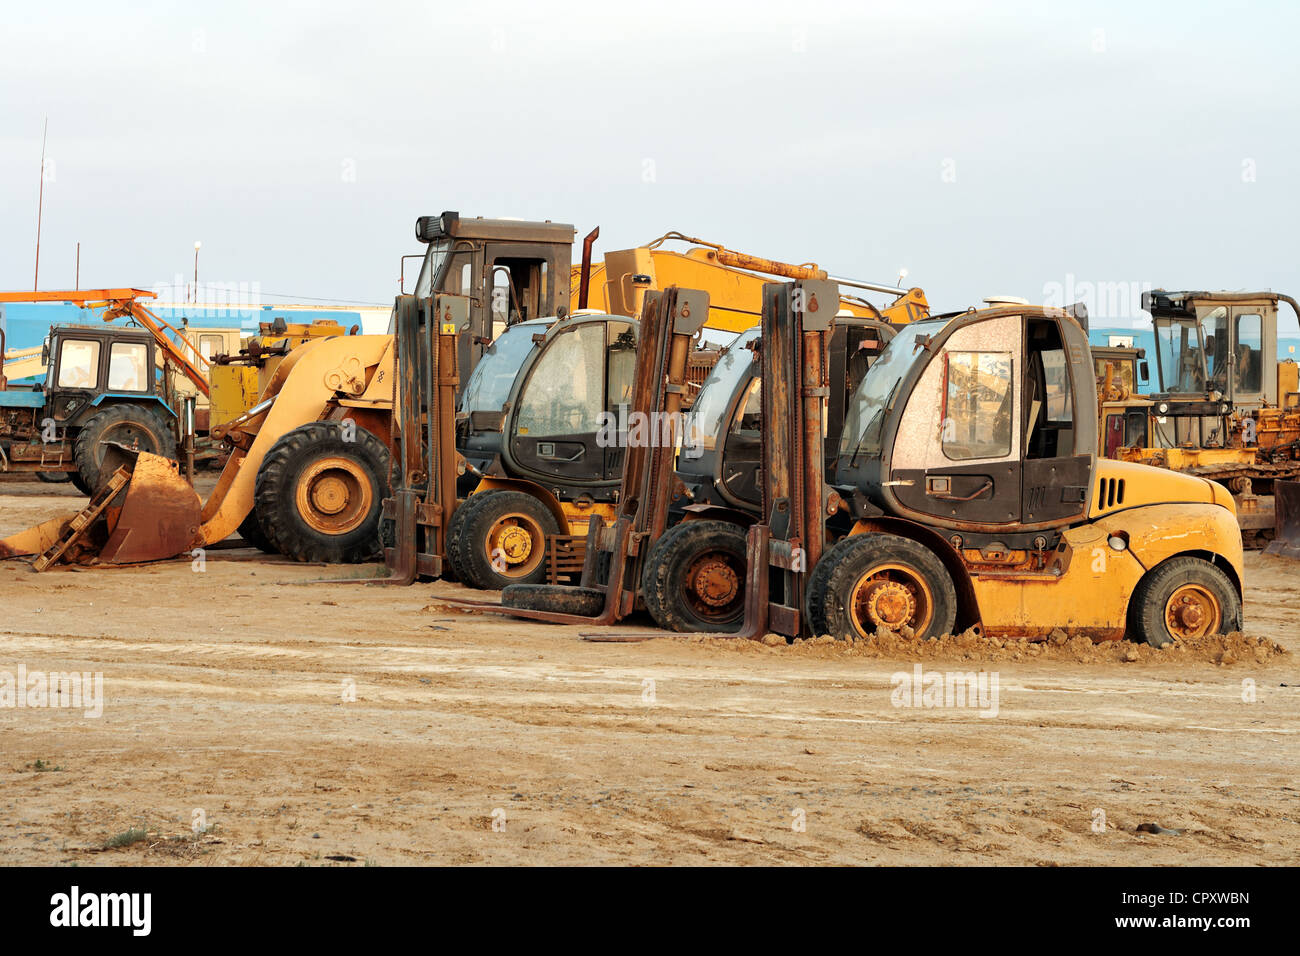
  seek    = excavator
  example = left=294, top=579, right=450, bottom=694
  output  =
left=0, top=214, right=927, bottom=576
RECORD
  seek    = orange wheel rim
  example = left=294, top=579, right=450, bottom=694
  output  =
left=1163, top=583, right=1221, bottom=640
left=848, top=563, right=934, bottom=637
left=294, top=457, right=372, bottom=535
left=682, top=550, right=744, bottom=622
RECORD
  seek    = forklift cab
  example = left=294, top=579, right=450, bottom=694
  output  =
left=839, top=306, right=1098, bottom=540
left=457, top=313, right=638, bottom=501
left=407, top=212, right=575, bottom=388
left=677, top=318, right=896, bottom=517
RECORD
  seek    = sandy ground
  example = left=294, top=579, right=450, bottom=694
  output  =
left=1, top=479, right=1297, bottom=866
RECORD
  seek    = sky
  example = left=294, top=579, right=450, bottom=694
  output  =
left=2, top=0, right=1298, bottom=329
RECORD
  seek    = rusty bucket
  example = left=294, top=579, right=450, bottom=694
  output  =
left=98, top=451, right=202, bottom=564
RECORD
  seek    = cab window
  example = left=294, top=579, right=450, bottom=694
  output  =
left=606, top=322, right=636, bottom=414
left=57, top=339, right=100, bottom=389
left=941, top=351, right=1013, bottom=460
left=108, top=342, right=148, bottom=391
left=515, top=323, right=606, bottom=437
left=198, top=334, right=225, bottom=361
left=1234, top=313, right=1263, bottom=393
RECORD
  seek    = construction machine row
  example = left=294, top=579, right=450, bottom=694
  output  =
left=1, top=211, right=1295, bottom=648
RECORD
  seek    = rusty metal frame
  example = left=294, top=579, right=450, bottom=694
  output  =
left=734, top=280, right=839, bottom=640
left=348, top=293, right=464, bottom=584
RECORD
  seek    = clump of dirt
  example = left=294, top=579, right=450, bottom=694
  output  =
left=421, top=602, right=483, bottom=616
left=681, top=628, right=1285, bottom=666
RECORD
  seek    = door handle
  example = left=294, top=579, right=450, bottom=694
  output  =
left=926, top=476, right=993, bottom=501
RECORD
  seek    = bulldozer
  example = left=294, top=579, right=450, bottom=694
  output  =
left=1097, top=289, right=1300, bottom=549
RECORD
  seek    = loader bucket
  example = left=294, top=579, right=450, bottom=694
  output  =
left=97, top=451, right=202, bottom=564
left=0, top=514, right=72, bottom=559
left=1264, top=479, right=1300, bottom=560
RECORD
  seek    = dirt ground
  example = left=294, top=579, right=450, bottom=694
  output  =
left=1, top=479, right=1297, bottom=866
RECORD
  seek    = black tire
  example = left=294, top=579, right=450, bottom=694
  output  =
left=641, top=520, right=748, bottom=632
left=73, top=403, right=177, bottom=492
left=805, top=533, right=957, bottom=641
left=502, top=583, right=606, bottom=617
left=1128, top=556, right=1241, bottom=647
left=36, top=471, right=72, bottom=484
left=446, top=489, right=560, bottom=590
left=253, top=421, right=390, bottom=563
left=443, top=497, right=476, bottom=584
left=69, top=470, right=95, bottom=496
left=237, top=510, right=279, bottom=554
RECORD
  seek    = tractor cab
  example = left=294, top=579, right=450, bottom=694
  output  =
left=406, top=211, right=575, bottom=388
left=675, top=317, right=896, bottom=520
left=838, top=305, right=1098, bottom=542
left=39, top=326, right=170, bottom=427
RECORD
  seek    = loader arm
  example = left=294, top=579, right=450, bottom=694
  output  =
left=197, top=334, right=394, bottom=546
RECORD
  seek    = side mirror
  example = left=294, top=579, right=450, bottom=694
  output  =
left=1139, top=360, right=1150, bottom=383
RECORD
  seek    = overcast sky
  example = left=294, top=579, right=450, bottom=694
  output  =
left=2, top=0, right=1297, bottom=327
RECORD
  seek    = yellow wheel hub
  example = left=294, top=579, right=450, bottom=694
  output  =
left=1164, top=584, right=1221, bottom=640
left=486, top=512, right=545, bottom=577
left=295, top=457, right=372, bottom=535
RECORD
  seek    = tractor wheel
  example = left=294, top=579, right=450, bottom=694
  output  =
left=237, top=510, right=279, bottom=554
left=805, top=533, right=957, bottom=641
left=502, top=583, right=606, bottom=617
left=1129, top=556, right=1241, bottom=647
left=447, top=489, right=560, bottom=590
left=69, top=470, right=95, bottom=496
left=641, top=520, right=747, bottom=632
left=36, top=471, right=72, bottom=484
left=253, top=421, right=389, bottom=563
left=73, top=404, right=177, bottom=492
